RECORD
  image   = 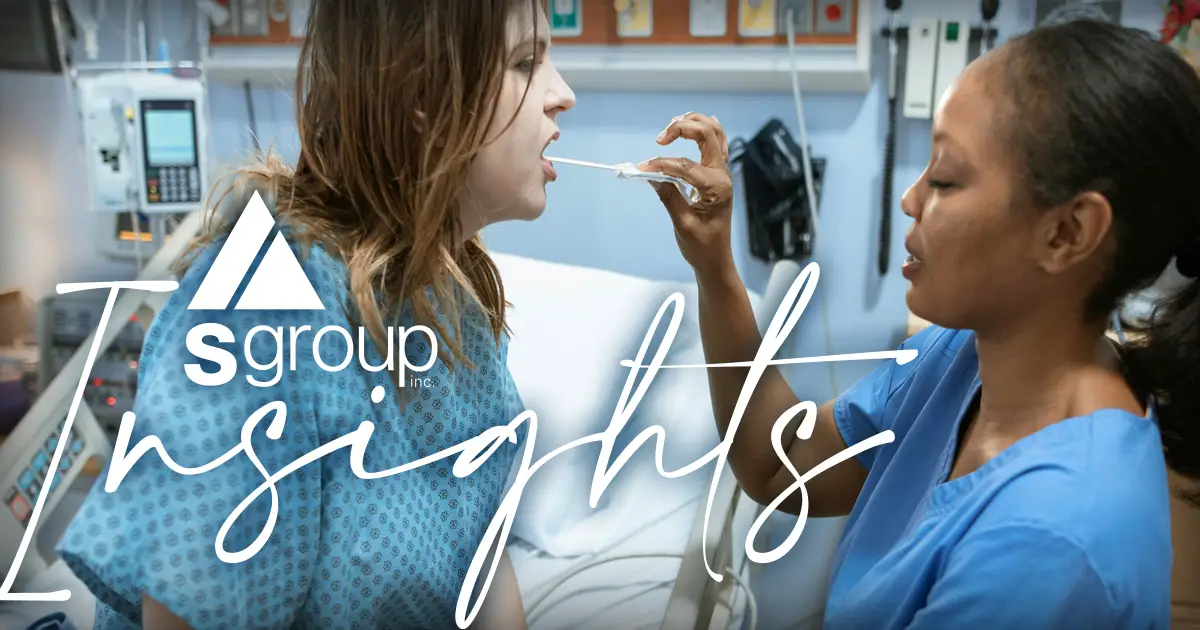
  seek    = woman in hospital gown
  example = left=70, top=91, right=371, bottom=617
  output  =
left=639, top=19, right=1200, bottom=628
left=56, top=1, right=575, bottom=628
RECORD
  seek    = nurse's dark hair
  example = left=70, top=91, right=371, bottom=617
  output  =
left=1000, top=19, right=1200, bottom=505
left=180, top=0, right=542, bottom=377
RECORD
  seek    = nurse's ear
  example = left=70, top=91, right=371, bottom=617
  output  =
left=1035, top=190, right=1114, bottom=276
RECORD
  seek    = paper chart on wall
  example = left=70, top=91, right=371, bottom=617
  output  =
left=739, top=0, right=777, bottom=37
left=550, top=0, right=583, bottom=38
left=617, top=0, right=654, bottom=38
left=690, top=0, right=728, bottom=37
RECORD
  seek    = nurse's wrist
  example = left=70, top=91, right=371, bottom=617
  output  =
left=693, top=255, right=743, bottom=294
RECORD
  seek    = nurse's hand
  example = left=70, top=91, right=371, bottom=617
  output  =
left=637, top=113, right=735, bottom=280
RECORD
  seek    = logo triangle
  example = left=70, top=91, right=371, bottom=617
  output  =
left=187, top=191, right=324, bottom=311
left=235, top=232, right=325, bottom=310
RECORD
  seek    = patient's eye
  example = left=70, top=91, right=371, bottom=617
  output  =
left=516, top=56, right=537, bottom=73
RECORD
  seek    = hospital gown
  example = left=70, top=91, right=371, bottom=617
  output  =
left=57, top=227, right=525, bottom=629
left=824, top=325, right=1171, bottom=629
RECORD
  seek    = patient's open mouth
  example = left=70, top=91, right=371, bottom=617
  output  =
left=541, top=132, right=560, bottom=181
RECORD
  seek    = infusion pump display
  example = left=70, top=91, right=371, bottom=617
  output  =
left=78, top=72, right=209, bottom=215
left=140, top=99, right=201, bottom=205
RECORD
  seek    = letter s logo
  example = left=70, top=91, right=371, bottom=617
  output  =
left=185, top=323, right=237, bottom=386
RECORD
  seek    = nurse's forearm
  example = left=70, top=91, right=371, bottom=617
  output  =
left=694, top=267, right=864, bottom=517
left=694, top=266, right=807, bottom=502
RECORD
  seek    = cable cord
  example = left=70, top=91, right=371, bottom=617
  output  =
left=725, top=564, right=758, bottom=630
left=785, top=9, right=840, bottom=395
left=523, top=552, right=758, bottom=630
left=244, top=80, right=263, bottom=153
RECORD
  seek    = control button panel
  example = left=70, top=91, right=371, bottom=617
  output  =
left=146, top=165, right=201, bottom=204
left=4, top=427, right=86, bottom=531
left=42, top=294, right=143, bottom=435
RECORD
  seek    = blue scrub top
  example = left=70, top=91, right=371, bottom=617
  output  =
left=825, top=325, right=1172, bottom=629
left=57, top=228, right=525, bottom=629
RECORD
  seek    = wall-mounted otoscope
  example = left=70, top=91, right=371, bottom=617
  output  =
left=880, top=0, right=903, bottom=277
left=877, top=0, right=1000, bottom=277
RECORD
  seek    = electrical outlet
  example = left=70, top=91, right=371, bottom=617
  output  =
left=777, top=0, right=814, bottom=36
left=814, top=0, right=853, bottom=35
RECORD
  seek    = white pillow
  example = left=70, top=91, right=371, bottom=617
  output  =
left=492, top=252, right=763, bottom=556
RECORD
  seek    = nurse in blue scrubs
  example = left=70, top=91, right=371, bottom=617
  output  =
left=639, top=20, right=1200, bottom=628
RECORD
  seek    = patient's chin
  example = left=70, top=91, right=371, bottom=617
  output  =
left=520, top=205, right=547, bottom=222
left=519, top=190, right=548, bottom=219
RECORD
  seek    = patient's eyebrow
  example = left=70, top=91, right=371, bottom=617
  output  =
left=512, top=33, right=550, bottom=53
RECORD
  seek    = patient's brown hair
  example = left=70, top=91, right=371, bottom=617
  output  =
left=182, top=0, right=541, bottom=373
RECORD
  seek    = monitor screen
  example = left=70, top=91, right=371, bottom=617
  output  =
left=141, top=101, right=198, bottom=167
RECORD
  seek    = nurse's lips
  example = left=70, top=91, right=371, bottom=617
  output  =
left=902, top=242, right=923, bottom=279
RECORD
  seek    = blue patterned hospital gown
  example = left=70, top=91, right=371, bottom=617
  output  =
left=57, top=224, right=525, bottom=629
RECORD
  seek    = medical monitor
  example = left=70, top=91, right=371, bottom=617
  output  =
left=139, top=99, right=202, bottom=207
left=79, top=72, right=210, bottom=215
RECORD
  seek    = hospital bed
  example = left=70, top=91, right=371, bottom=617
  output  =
left=0, top=204, right=822, bottom=630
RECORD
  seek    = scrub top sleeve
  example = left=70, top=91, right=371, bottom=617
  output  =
left=57, top=287, right=324, bottom=629
left=832, top=325, right=942, bottom=470
left=907, top=524, right=1119, bottom=630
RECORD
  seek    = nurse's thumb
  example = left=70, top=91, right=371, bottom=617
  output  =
left=649, top=181, right=687, bottom=222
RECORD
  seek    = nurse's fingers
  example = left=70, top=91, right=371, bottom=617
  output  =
left=639, top=156, right=734, bottom=210
left=677, top=112, right=729, bottom=159
left=638, top=156, right=706, bottom=188
left=656, top=116, right=728, bottom=167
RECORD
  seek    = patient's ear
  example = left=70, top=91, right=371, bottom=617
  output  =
left=413, top=111, right=445, bottom=147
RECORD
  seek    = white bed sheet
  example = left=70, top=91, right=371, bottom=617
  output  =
left=0, top=558, right=96, bottom=630
left=511, top=495, right=748, bottom=630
